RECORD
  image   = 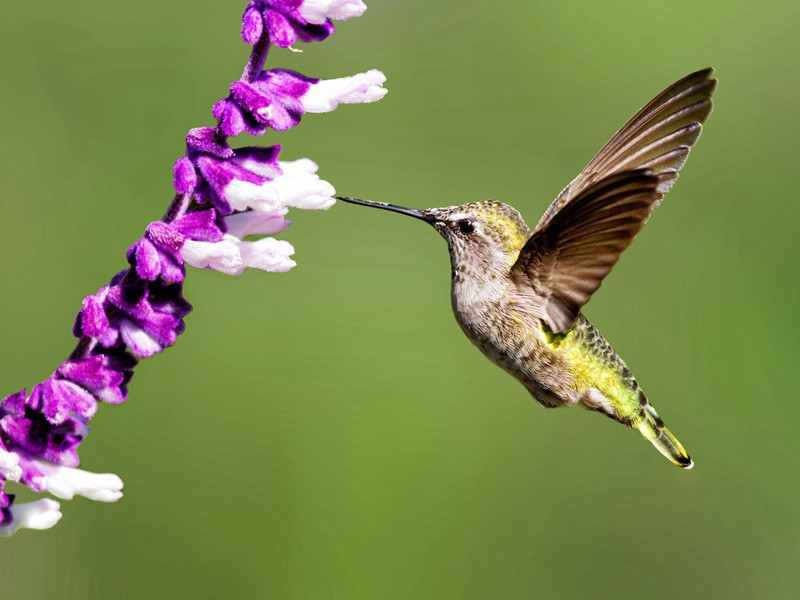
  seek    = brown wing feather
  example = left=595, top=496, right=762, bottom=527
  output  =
left=536, top=68, right=716, bottom=230
left=513, top=170, right=669, bottom=333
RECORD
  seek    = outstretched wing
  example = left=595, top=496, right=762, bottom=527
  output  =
left=536, top=68, right=716, bottom=231
left=511, top=170, right=670, bottom=333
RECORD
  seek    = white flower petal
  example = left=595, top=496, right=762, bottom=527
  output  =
left=300, top=69, right=387, bottom=113
left=36, top=461, right=123, bottom=502
left=299, top=0, right=367, bottom=24
left=279, top=157, right=319, bottom=175
left=239, top=238, right=297, bottom=273
left=224, top=159, right=336, bottom=213
left=224, top=210, right=291, bottom=239
left=0, top=499, right=62, bottom=536
left=0, top=448, right=22, bottom=482
left=273, top=159, right=336, bottom=209
left=182, top=236, right=296, bottom=275
left=181, top=239, right=246, bottom=275
left=224, top=179, right=280, bottom=213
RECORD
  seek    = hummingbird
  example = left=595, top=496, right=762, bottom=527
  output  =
left=339, top=68, right=716, bottom=468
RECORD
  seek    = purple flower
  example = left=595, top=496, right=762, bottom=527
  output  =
left=0, top=0, right=385, bottom=535
left=214, top=69, right=386, bottom=136
left=57, top=354, right=132, bottom=406
left=73, top=280, right=186, bottom=360
left=107, top=282, right=189, bottom=359
left=193, top=146, right=285, bottom=213
left=138, top=207, right=297, bottom=276
left=127, top=235, right=185, bottom=283
left=1, top=388, right=86, bottom=469
left=194, top=148, right=336, bottom=216
left=240, top=0, right=368, bottom=48
left=30, top=378, right=98, bottom=425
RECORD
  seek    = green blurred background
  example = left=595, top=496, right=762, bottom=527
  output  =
left=1, top=0, right=798, bottom=597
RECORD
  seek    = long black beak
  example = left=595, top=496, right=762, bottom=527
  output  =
left=337, top=197, right=436, bottom=224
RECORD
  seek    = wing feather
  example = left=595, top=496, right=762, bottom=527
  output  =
left=536, top=68, right=716, bottom=230
left=512, top=170, right=669, bottom=333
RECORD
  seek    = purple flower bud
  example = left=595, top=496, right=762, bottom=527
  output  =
left=185, top=127, right=233, bottom=159
left=241, top=2, right=264, bottom=44
left=173, top=157, right=198, bottom=195
left=106, top=284, right=184, bottom=358
left=74, top=286, right=120, bottom=347
left=0, top=390, right=27, bottom=420
left=1, top=394, right=86, bottom=470
left=127, top=236, right=185, bottom=283
left=171, top=209, right=226, bottom=242
left=147, top=222, right=186, bottom=256
left=241, top=1, right=368, bottom=48
left=226, top=70, right=317, bottom=132
left=57, top=355, right=128, bottom=405
left=213, top=98, right=252, bottom=137
left=229, top=81, right=282, bottom=125
left=216, top=68, right=385, bottom=138
left=129, top=238, right=161, bottom=281
left=74, top=292, right=110, bottom=339
left=37, top=378, right=98, bottom=425
left=0, top=484, right=14, bottom=527
left=147, top=281, right=192, bottom=331
left=262, top=8, right=300, bottom=48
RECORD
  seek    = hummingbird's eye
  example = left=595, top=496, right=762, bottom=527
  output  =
left=456, top=220, right=474, bottom=235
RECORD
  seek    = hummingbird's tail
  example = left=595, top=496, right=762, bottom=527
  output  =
left=633, top=397, right=693, bottom=469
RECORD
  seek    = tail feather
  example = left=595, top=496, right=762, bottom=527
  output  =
left=634, top=400, right=693, bottom=469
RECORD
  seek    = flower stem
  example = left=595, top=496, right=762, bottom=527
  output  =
left=68, top=336, right=96, bottom=361
left=241, top=33, right=270, bottom=83
left=163, top=193, right=192, bottom=224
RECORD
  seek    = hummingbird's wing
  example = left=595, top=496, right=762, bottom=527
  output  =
left=511, top=169, right=669, bottom=333
left=535, top=68, right=716, bottom=231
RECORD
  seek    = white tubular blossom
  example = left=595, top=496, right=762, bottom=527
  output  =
left=223, top=159, right=335, bottom=213
left=36, top=461, right=124, bottom=502
left=181, top=236, right=296, bottom=276
left=273, top=159, right=337, bottom=209
left=238, top=237, right=297, bottom=273
left=224, top=210, right=291, bottom=239
left=0, top=499, right=62, bottom=536
left=301, top=70, right=387, bottom=113
left=299, top=0, right=367, bottom=24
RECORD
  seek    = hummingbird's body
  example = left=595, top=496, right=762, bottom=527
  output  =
left=340, top=68, right=717, bottom=468
left=444, top=201, right=688, bottom=466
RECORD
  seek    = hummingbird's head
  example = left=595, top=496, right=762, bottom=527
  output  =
left=337, top=198, right=532, bottom=276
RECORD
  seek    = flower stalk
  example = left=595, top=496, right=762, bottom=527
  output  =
left=0, top=0, right=384, bottom=536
